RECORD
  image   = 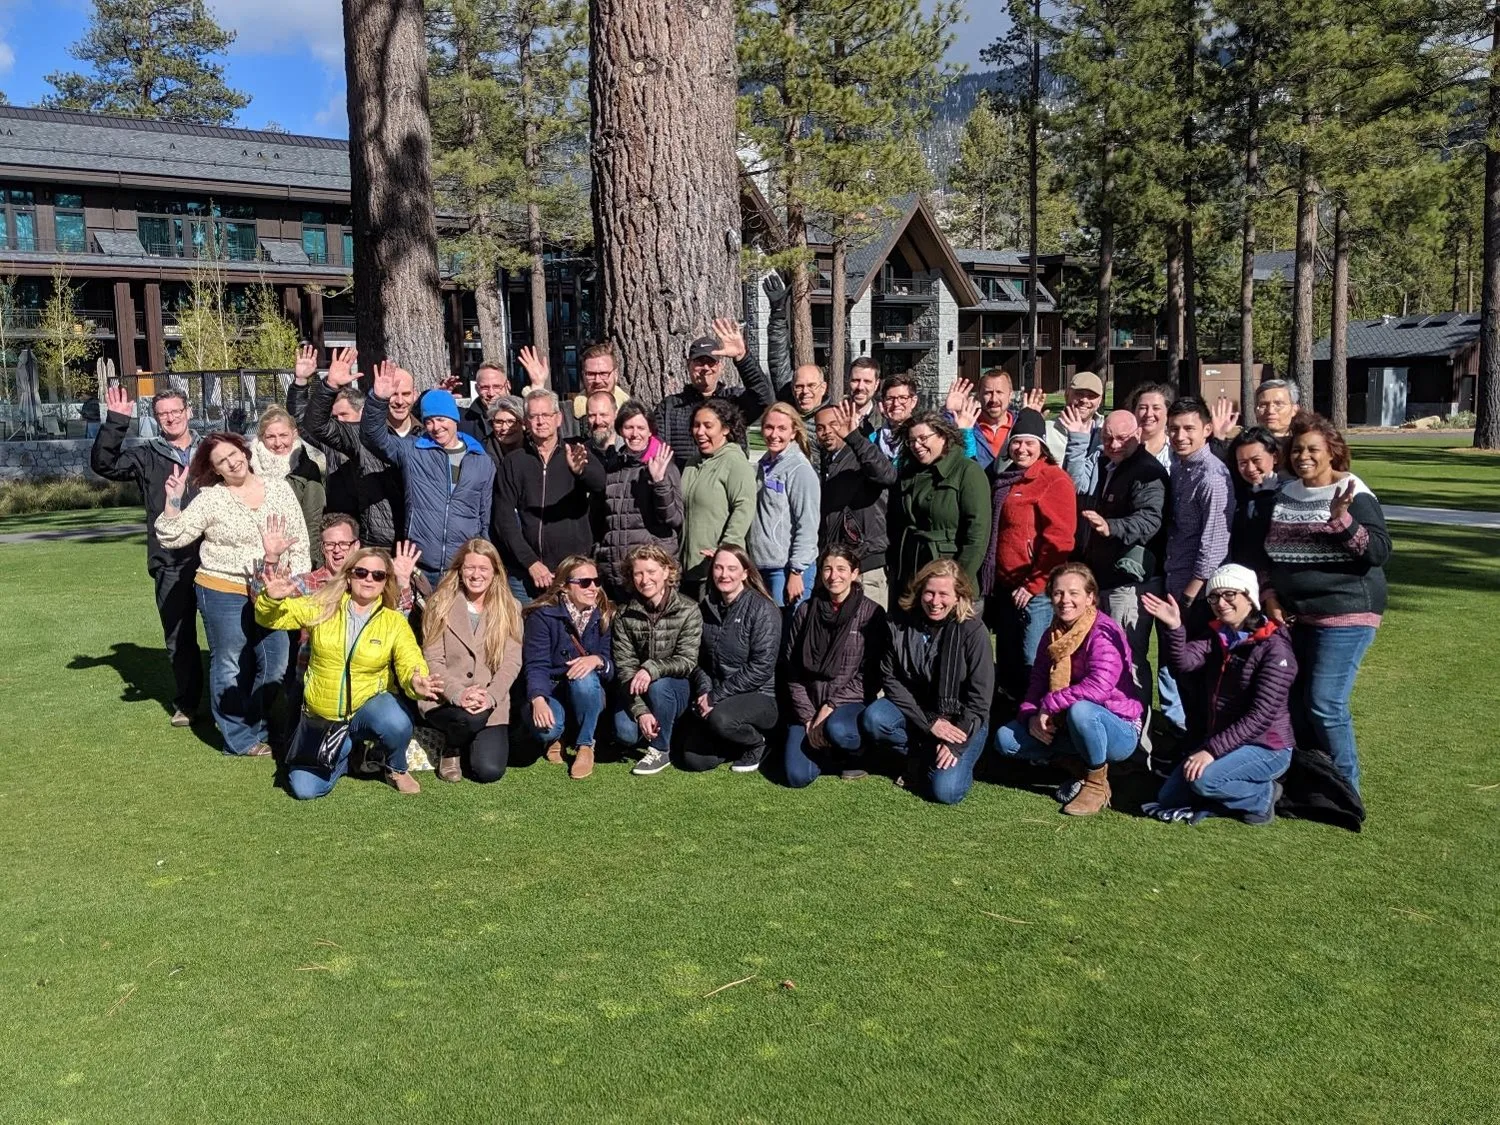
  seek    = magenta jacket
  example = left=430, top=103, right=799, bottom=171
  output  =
left=1017, top=611, right=1144, bottom=724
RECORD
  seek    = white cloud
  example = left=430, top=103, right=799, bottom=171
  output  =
left=0, top=39, right=13, bottom=78
left=209, top=0, right=345, bottom=66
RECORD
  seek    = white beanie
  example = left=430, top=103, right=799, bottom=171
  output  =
left=1206, top=563, right=1260, bottom=610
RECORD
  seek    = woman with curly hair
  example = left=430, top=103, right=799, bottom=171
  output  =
left=522, top=555, right=615, bottom=779
left=679, top=399, right=755, bottom=597
left=255, top=547, right=442, bottom=798
left=888, top=411, right=992, bottom=596
left=419, top=539, right=524, bottom=783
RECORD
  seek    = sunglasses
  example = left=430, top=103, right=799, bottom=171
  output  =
left=567, top=576, right=599, bottom=588
left=351, top=567, right=388, bottom=582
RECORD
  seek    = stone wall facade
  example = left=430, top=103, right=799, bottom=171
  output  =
left=0, top=438, right=114, bottom=482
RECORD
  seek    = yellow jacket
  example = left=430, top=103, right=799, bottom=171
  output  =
left=256, top=591, right=428, bottom=720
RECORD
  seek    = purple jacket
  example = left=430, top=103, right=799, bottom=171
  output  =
left=1018, top=612, right=1144, bottom=724
left=1164, top=619, right=1297, bottom=758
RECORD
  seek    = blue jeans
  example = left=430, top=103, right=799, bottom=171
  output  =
left=287, top=692, right=413, bottom=800
left=1156, top=743, right=1290, bottom=818
left=858, top=698, right=988, bottom=805
left=196, top=585, right=289, bottom=754
left=783, top=702, right=866, bottom=788
left=1292, top=623, right=1375, bottom=793
left=993, top=701, right=1140, bottom=769
left=992, top=589, right=1053, bottom=699
left=506, top=572, right=532, bottom=607
left=611, top=676, right=691, bottom=753
left=760, top=564, right=817, bottom=608
left=531, top=671, right=607, bottom=747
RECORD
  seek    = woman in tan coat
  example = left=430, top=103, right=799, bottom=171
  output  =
left=419, top=538, right=523, bottom=782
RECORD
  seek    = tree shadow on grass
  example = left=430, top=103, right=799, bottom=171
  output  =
left=66, top=643, right=219, bottom=752
left=1387, top=524, right=1500, bottom=604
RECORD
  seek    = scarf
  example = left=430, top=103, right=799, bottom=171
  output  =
left=978, top=463, right=1029, bottom=594
left=1045, top=606, right=1098, bottom=693
left=798, top=586, right=864, bottom=674
left=929, top=613, right=968, bottom=720
left=565, top=599, right=593, bottom=640
left=250, top=440, right=297, bottom=482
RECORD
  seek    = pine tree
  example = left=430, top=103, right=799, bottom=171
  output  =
left=946, top=101, right=1021, bottom=251
left=44, top=0, right=249, bottom=125
left=34, top=266, right=98, bottom=397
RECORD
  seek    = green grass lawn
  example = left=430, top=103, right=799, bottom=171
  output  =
left=1348, top=439, right=1500, bottom=512
left=0, top=505, right=146, bottom=537
left=3, top=527, right=1497, bottom=1123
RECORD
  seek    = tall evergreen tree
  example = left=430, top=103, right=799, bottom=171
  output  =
left=946, top=102, right=1016, bottom=251
left=44, top=0, right=249, bottom=125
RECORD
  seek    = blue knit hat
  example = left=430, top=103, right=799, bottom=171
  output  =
left=418, top=388, right=460, bottom=423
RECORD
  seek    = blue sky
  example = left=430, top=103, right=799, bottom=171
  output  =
left=0, top=0, right=1002, bottom=139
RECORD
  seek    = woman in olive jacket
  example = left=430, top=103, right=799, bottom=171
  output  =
left=888, top=412, right=993, bottom=596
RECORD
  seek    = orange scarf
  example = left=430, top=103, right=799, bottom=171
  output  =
left=1046, top=607, right=1097, bottom=693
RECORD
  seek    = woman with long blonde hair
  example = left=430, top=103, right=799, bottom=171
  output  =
left=255, top=547, right=441, bottom=798
left=418, top=539, right=524, bottom=783
left=521, top=555, right=615, bottom=779
left=252, top=403, right=327, bottom=565
left=749, top=402, right=820, bottom=606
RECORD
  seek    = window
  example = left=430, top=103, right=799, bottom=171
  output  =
left=54, top=192, right=86, bottom=253
left=137, top=195, right=262, bottom=260
left=3, top=187, right=36, bottom=250
left=342, top=232, right=354, bottom=266
left=300, top=211, right=328, bottom=263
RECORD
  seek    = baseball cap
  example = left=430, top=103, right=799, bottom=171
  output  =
left=687, top=336, right=721, bottom=361
left=1069, top=371, right=1105, bottom=396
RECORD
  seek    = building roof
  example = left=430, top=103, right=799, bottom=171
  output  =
left=0, top=106, right=351, bottom=196
left=829, top=195, right=982, bottom=306
left=1312, top=312, right=1481, bottom=361
left=955, top=248, right=1027, bottom=266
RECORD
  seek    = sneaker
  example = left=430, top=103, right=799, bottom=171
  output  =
left=839, top=767, right=871, bottom=782
left=170, top=709, right=192, bottom=728
left=244, top=741, right=273, bottom=758
left=632, top=747, right=672, bottom=776
left=730, top=743, right=767, bottom=774
left=1054, top=779, right=1084, bottom=804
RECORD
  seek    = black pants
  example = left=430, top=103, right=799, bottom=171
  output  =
left=425, top=705, right=511, bottom=782
left=153, top=564, right=203, bottom=714
left=676, top=692, right=779, bottom=771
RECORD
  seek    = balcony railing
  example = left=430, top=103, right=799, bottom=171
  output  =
left=873, top=275, right=936, bottom=299
left=1, top=233, right=92, bottom=256
left=323, top=315, right=357, bottom=336
left=1061, top=330, right=1096, bottom=349
left=7, top=307, right=117, bottom=336
left=811, top=326, right=832, bottom=345
left=958, top=330, right=1052, bottom=349
left=810, top=270, right=834, bottom=294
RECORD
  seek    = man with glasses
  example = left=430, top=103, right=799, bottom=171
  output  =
left=517, top=341, right=631, bottom=438
left=91, top=384, right=203, bottom=728
left=655, top=317, right=776, bottom=469
left=493, top=389, right=607, bottom=601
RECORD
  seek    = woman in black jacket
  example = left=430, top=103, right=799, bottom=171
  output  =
left=782, top=546, right=886, bottom=786
left=596, top=401, right=684, bottom=598
left=678, top=544, right=782, bottom=774
left=858, top=559, right=995, bottom=804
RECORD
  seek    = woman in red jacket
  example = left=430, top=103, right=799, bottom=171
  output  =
left=979, top=409, right=1079, bottom=701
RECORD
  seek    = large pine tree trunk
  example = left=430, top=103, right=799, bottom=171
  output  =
left=343, top=0, right=447, bottom=388
left=457, top=40, right=508, bottom=374
left=1165, top=227, right=1184, bottom=388
left=1330, top=201, right=1349, bottom=430
left=1240, top=89, right=1258, bottom=408
left=590, top=0, right=740, bottom=407
left=522, top=31, right=551, bottom=368
left=1476, top=14, right=1500, bottom=450
left=830, top=238, right=848, bottom=400
left=788, top=204, right=816, bottom=367
left=473, top=270, right=506, bottom=368
left=1290, top=143, right=1320, bottom=408
left=1093, top=184, right=1113, bottom=385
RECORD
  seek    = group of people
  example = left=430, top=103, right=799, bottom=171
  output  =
left=94, top=312, right=1386, bottom=823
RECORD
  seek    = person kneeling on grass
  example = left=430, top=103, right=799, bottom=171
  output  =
left=782, top=546, right=887, bottom=787
left=255, top=548, right=442, bottom=799
left=418, top=540, right=524, bottom=784
left=677, top=545, right=782, bottom=774
left=1141, top=564, right=1297, bottom=826
left=859, top=559, right=995, bottom=805
left=612, top=546, right=703, bottom=776
left=993, top=562, right=1145, bottom=816
left=522, top=556, right=614, bottom=780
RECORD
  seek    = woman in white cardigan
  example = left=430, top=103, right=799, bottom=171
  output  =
left=156, top=431, right=310, bottom=756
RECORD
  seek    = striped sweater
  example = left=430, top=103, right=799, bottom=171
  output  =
left=1264, top=475, right=1390, bottom=626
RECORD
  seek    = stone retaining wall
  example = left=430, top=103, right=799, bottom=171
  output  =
left=0, top=438, right=131, bottom=481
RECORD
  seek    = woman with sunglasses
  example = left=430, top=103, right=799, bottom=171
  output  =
left=157, top=432, right=311, bottom=756
left=256, top=548, right=442, bottom=798
left=888, top=411, right=992, bottom=598
left=418, top=540, right=524, bottom=783
left=1142, top=564, right=1297, bottom=825
left=522, top=556, right=614, bottom=779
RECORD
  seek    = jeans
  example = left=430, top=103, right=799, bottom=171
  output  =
left=153, top=564, right=203, bottom=715
left=196, top=585, right=289, bottom=754
left=991, top=589, right=1053, bottom=700
left=1156, top=743, right=1290, bottom=817
left=425, top=704, right=511, bottom=782
left=760, top=564, right=817, bottom=608
left=783, top=702, right=866, bottom=788
left=993, top=701, right=1140, bottom=769
left=611, top=676, right=692, bottom=753
left=530, top=671, right=607, bottom=748
left=678, top=692, right=780, bottom=770
left=858, top=698, right=988, bottom=805
left=1292, top=623, right=1376, bottom=793
left=287, top=691, right=413, bottom=800
left=506, top=572, right=532, bottom=607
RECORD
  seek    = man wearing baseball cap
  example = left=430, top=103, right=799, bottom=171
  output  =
left=654, top=317, right=776, bottom=470
left=1052, top=370, right=1106, bottom=491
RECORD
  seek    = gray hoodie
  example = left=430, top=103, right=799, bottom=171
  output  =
left=747, top=444, right=820, bottom=572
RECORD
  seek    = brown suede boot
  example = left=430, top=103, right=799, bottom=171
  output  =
left=1062, top=767, right=1110, bottom=816
left=384, top=768, right=421, bottom=795
left=544, top=740, right=565, bottom=765
left=436, top=753, right=462, bottom=783
left=570, top=745, right=595, bottom=779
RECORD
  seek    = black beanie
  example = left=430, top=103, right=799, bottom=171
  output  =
left=1010, top=408, right=1047, bottom=444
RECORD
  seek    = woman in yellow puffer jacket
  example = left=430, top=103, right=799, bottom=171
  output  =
left=256, top=547, right=443, bottom=799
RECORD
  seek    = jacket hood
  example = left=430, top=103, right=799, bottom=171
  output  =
left=415, top=431, right=485, bottom=455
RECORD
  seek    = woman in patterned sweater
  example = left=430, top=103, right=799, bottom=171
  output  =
left=1262, top=414, right=1390, bottom=794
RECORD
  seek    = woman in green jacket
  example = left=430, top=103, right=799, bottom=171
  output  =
left=256, top=547, right=444, bottom=799
left=679, top=400, right=755, bottom=597
left=889, top=412, right=993, bottom=598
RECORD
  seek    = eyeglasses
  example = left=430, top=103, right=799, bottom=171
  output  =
left=882, top=393, right=916, bottom=404
left=154, top=408, right=187, bottom=420
left=567, top=576, right=599, bottom=588
left=322, top=540, right=357, bottom=552
left=351, top=567, right=388, bottom=582
left=1206, top=590, right=1243, bottom=604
